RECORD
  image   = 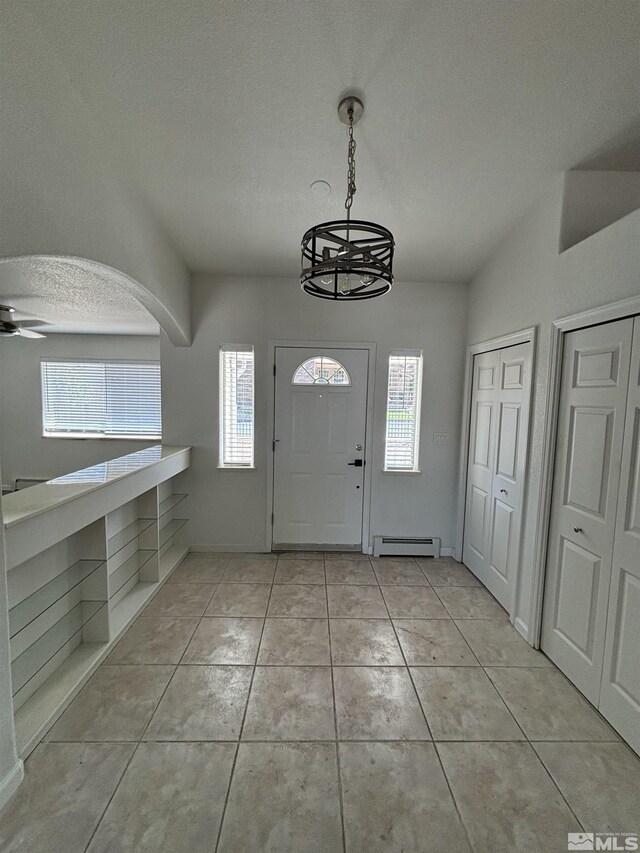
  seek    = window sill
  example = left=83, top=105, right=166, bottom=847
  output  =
left=217, top=465, right=256, bottom=470
left=42, top=434, right=161, bottom=441
left=382, top=468, right=422, bottom=475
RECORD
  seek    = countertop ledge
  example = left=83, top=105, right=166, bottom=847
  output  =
left=2, top=445, right=191, bottom=528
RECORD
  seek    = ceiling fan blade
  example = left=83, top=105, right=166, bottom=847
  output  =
left=17, top=327, right=46, bottom=339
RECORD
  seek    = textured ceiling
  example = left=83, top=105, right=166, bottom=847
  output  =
left=0, top=258, right=159, bottom=335
left=9, top=1, right=640, bottom=291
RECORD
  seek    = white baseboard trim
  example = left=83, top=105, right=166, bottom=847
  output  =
left=189, top=544, right=270, bottom=553
left=440, top=547, right=455, bottom=558
left=513, top=617, right=530, bottom=643
left=0, top=760, right=24, bottom=810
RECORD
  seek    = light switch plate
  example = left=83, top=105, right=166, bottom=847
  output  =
left=433, top=432, right=451, bottom=445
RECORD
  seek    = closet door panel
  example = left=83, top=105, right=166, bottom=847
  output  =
left=599, top=317, right=640, bottom=752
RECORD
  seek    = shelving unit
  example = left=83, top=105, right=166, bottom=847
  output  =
left=2, top=446, right=191, bottom=757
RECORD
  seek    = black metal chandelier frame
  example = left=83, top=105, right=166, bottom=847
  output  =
left=300, top=96, right=395, bottom=301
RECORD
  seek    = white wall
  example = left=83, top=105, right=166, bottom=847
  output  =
left=0, top=334, right=160, bottom=487
left=162, top=276, right=468, bottom=551
left=466, top=177, right=640, bottom=639
left=0, top=7, right=191, bottom=345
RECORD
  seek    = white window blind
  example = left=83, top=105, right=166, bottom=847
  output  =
left=41, top=360, right=161, bottom=438
left=384, top=351, right=423, bottom=471
left=219, top=346, right=255, bottom=467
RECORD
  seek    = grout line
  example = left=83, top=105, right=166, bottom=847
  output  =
left=374, top=562, right=476, bottom=853
left=324, top=553, right=347, bottom=853
left=213, top=558, right=277, bottom=853
left=82, top=741, right=142, bottom=852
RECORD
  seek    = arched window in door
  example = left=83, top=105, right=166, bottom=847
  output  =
left=292, top=356, right=351, bottom=386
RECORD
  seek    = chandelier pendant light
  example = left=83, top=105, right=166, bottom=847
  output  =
left=301, top=96, right=395, bottom=300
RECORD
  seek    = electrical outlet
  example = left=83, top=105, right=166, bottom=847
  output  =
left=433, top=432, right=451, bottom=445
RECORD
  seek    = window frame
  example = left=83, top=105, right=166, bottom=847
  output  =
left=383, top=349, right=424, bottom=473
left=40, top=357, right=162, bottom=441
left=218, top=344, right=255, bottom=469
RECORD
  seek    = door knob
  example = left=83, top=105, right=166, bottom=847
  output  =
left=573, top=527, right=583, bottom=533
left=348, top=459, right=364, bottom=467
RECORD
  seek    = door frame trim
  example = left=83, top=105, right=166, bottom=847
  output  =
left=265, top=340, right=377, bottom=553
left=455, top=326, right=537, bottom=621
left=530, top=293, right=640, bottom=648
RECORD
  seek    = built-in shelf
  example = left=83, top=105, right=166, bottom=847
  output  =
left=4, top=448, right=191, bottom=760
left=158, top=493, right=188, bottom=518
left=9, top=559, right=104, bottom=638
left=107, top=518, right=156, bottom=558
left=159, top=518, right=188, bottom=549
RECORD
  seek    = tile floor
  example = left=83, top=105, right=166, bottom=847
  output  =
left=1, top=553, right=639, bottom=853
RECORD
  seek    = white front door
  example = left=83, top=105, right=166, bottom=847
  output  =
left=272, top=347, right=369, bottom=548
left=541, top=318, right=634, bottom=704
left=462, top=342, right=532, bottom=613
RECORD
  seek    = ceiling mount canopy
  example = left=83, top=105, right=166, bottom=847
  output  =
left=301, top=96, right=395, bottom=301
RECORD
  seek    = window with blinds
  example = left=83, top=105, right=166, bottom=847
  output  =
left=384, top=351, right=423, bottom=472
left=219, top=346, right=255, bottom=467
left=41, top=360, right=161, bottom=438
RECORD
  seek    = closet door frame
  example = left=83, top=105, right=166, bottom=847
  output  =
left=455, top=326, right=537, bottom=624
left=531, top=294, right=640, bottom=648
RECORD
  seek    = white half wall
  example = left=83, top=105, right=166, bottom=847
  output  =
left=0, top=334, right=160, bottom=487
left=161, top=276, right=468, bottom=551
left=466, top=177, right=640, bottom=639
left=0, top=456, right=22, bottom=810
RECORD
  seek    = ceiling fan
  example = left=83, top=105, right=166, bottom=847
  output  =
left=0, top=304, right=47, bottom=339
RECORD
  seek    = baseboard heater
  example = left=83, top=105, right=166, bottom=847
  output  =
left=373, top=536, right=441, bottom=558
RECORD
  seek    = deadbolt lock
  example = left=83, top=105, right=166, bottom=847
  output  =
left=355, top=444, right=363, bottom=452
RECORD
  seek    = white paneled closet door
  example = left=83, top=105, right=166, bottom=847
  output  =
left=463, top=342, right=532, bottom=613
left=599, top=317, right=640, bottom=752
left=542, top=315, right=640, bottom=752
left=541, top=319, right=633, bottom=704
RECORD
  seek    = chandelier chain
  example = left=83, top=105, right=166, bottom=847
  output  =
left=345, top=108, right=356, bottom=216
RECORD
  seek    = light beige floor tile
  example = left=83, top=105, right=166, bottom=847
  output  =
left=217, top=743, right=343, bottom=853
left=533, top=742, right=640, bottom=834
left=144, top=665, right=252, bottom=740
left=325, top=560, right=377, bottom=584
left=418, top=560, right=481, bottom=587
left=381, top=585, right=449, bottom=618
left=222, top=557, right=276, bottom=583
left=182, top=617, right=263, bottom=664
left=438, top=741, right=581, bottom=853
left=167, top=555, right=228, bottom=584
left=435, top=586, right=507, bottom=619
left=330, top=618, right=404, bottom=665
left=276, top=550, right=324, bottom=560
left=106, top=616, right=198, bottom=665
left=372, top=561, right=430, bottom=586
left=143, top=583, right=216, bottom=618
left=456, top=619, right=553, bottom=666
left=267, top=583, right=327, bottom=617
left=0, top=743, right=134, bottom=853
left=394, top=619, right=479, bottom=665
left=274, top=559, right=325, bottom=584
left=327, top=584, right=387, bottom=617
left=370, top=557, right=418, bottom=565
left=258, top=618, right=330, bottom=665
left=206, top=583, right=271, bottom=617
left=340, top=742, right=471, bottom=853
left=48, top=665, right=174, bottom=741
left=333, top=666, right=430, bottom=740
left=411, top=666, right=524, bottom=741
left=486, top=667, right=620, bottom=741
left=324, top=551, right=370, bottom=561
left=87, top=742, right=235, bottom=853
left=242, top=666, right=335, bottom=740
